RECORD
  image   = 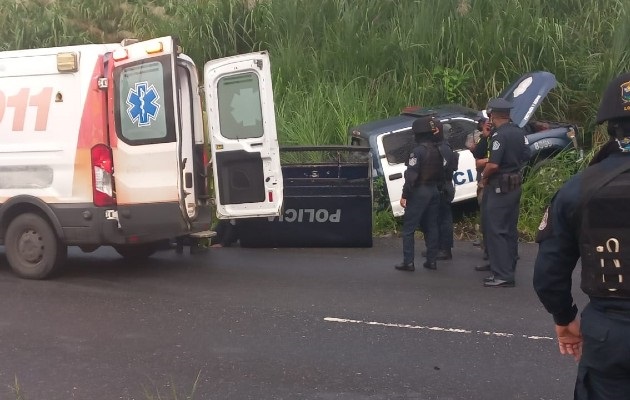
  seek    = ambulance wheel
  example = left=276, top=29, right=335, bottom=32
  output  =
left=5, top=213, right=67, bottom=279
left=113, top=243, right=157, bottom=260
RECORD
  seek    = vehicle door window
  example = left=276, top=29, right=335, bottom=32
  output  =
left=382, top=130, right=415, bottom=164
left=444, top=120, right=476, bottom=150
left=115, top=56, right=176, bottom=145
left=217, top=72, right=264, bottom=140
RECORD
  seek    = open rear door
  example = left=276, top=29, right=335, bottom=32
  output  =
left=107, top=36, right=191, bottom=239
left=204, top=52, right=283, bottom=218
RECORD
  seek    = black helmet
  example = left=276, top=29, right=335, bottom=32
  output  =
left=596, top=72, right=630, bottom=125
left=412, top=116, right=438, bottom=134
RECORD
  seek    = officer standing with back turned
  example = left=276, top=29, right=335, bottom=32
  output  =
left=534, top=72, right=630, bottom=399
left=479, top=98, right=529, bottom=287
left=395, top=116, right=443, bottom=271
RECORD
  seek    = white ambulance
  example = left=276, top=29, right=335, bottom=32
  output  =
left=0, top=36, right=284, bottom=279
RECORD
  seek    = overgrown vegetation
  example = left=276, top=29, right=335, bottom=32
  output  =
left=8, top=373, right=201, bottom=400
left=2, top=0, right=628, bottom=237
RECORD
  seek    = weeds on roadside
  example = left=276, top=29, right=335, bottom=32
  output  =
left=8, top=372, right=202, bottom=400
left=141, top=370, right=202, bottom=400
left=519, top=149, right=591, bottom=241
left=9, top=376, right=26, bottom=400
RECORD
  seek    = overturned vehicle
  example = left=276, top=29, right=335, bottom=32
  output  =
left=348, top=71, right=581, bottom=216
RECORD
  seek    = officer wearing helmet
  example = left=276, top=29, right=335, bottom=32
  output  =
left=394, top=116, right=443, bottom=271
left=479, top=98, right=530, bottom=287
left=421, top=120, right=460, bottom=260
left=534, top=72, right=630, bottom=399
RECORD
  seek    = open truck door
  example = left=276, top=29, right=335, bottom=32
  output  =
left=204, top=52, right=283, bottom=218
left=107, top=36, right=197, bottom=240
left=376, top=128, right=413, bottom=217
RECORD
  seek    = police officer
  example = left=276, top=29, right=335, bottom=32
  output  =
left=534, top=72, right=630, bottom=399
left=479, top=98, right=529, bottom=287
left=395, top=116, right=443, bottom=271
left=421, top=121, right=460, bottom=260
left=472, top=116, right=492, bottom=265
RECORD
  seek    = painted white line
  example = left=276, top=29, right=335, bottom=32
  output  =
left=324, top=317, right=554, bottom=341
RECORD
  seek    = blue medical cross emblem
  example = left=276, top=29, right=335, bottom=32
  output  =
left=126, top=81, right=161, bottom=127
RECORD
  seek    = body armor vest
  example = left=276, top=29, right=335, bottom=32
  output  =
left=415, top=143, right=443, bottom=186
left=580, top=163, right=630, bottom=298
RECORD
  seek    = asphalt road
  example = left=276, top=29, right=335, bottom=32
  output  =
left=0, top=238, right=587, bottom=400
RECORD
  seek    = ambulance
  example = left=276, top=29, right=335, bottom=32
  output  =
left=0, top=36, right=284, bottom=279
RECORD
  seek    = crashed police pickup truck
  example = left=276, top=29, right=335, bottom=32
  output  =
left=348, top=71, right=581, bottom=216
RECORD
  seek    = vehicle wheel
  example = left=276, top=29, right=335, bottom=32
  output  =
left=5, top=213, right=67, bottom=279
left=113, top=243, right=158, bottom=260
left=531, top=156, right=551, bottom=171
left=523, top=155, right=551, bottom=177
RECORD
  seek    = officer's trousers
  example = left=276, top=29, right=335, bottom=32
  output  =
left=574, top=302, right=630, bottom=400
left=421, top=193, right=453, bottom=251
left=402, top=184, right=439, bottom=264
left=481, top=186, right=521, bottom=281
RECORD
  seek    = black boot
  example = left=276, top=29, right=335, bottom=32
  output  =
left=437, top=249, right=452, bottom=260
left=421, top=249, right=452, bottom=260
left=423, top=261, right=437, bottom=270
left=394, top=262, right=415, bottom=272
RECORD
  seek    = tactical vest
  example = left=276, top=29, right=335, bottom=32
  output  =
left=415, top=143, right=443, bottom=186
left=579, top=162, right=630, bottom=298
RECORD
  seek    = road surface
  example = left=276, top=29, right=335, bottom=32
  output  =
left=0, top=238, right=586, bottom=399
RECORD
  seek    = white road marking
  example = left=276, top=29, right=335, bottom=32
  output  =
left=324, top=317, right=554, bottom=341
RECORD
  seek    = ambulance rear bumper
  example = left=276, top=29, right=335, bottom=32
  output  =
left=50, top=202, right=212, bottom=245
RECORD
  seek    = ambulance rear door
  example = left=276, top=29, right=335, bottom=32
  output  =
left=204, top=52, right=283, bottom=218
left=107, top=36, right=192, bottom=238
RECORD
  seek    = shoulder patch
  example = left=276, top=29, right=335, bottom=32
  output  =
left=408, top=152, right=417, bottom=166
left=538, top=207, right=549, bottom=231
left=492, top=140, right=500, bottom=151
left=535, top=206, right=553, bottom=243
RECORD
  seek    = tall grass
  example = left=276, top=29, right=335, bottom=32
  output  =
left=4, top=0, right=628, bottom=137
left=2, top=0, right=629, bottom=236
left=519, top=150, right=588, bottom=241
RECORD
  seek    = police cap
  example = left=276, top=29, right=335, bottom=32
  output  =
left=412, top=116, right=439, bottom=135
left=486, top=98, right=514, bottom=114
left=596, top=72, right=630, bottom=124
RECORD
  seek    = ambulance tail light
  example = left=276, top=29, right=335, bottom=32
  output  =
left=91, top=144, right=116, bottom=207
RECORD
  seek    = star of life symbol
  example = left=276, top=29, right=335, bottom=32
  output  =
left=230, top=88, right=261, bottom=127
left=126, top=81, right=161, bottom=127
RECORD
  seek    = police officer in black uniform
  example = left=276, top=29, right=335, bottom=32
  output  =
left=428, top=121, right=459, bottom=259
left=395, top=116, right=443, bottom=271
left=479, top=98, right=530, bottom=287
left=534, top=72, right=630, bottom=399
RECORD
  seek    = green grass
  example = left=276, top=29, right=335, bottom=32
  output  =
left=519, top=150, right=587, bottom=241
left=2, top=0, right=628, bottom=238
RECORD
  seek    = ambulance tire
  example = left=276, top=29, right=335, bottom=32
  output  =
left=113, top=243, right=158, bottom=260
left=5, top=213, right=67, bottom=280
